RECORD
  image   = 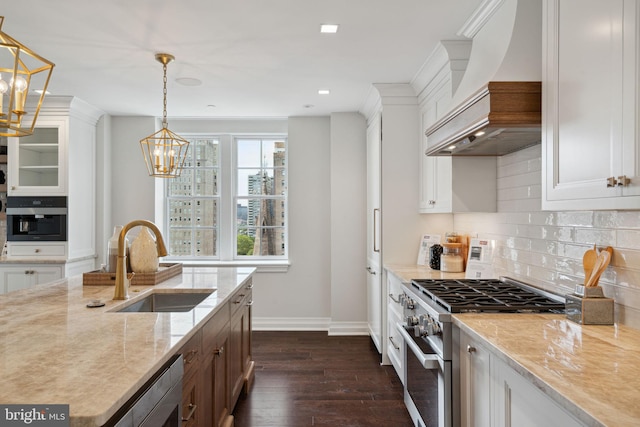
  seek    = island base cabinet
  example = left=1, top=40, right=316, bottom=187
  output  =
left=177, top=281, right=254, bottom=427
left=229, top=279, right=254, bottom=406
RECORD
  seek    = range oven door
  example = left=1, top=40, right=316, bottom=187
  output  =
left=397, top=323, right=451, bottom=427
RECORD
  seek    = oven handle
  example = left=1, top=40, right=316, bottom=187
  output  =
left=396, top=322, right=442, bottom=371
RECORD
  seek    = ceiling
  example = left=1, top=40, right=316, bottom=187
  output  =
left=2, top=0, right=483, bottom=118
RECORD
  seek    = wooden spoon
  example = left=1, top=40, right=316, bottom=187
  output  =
left=586, top=250, right=611, bottom=287
left=582, top=244, right=598, bottom=284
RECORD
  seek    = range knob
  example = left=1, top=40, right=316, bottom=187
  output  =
left=402, top=295, right=415, bottom=310
left=406, top=315, right=419, bottom=326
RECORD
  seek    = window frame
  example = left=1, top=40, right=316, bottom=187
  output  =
left=158, top=133, right=289, bottom=268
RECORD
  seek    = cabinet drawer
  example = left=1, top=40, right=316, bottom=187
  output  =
left=230, top=279, right=253, bottom=317
left=178, top=329, right=202, bottom=381
left=7, top=243, right=67, bottom=257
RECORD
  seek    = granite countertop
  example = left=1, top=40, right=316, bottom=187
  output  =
left=0, top=266, right=255, bottom=427
left=385, top=264, right=640, bottom=427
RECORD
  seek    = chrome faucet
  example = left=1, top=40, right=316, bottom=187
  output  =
left=113, top=220, right=168, bottom=300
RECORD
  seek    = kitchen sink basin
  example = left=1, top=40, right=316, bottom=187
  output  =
left=114, top=291, right=215, bottom=313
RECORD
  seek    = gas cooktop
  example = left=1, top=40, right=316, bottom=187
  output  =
left=411, top=278, right=566, bottom=314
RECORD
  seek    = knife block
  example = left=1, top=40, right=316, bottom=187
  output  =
left=565, top=285, right=614, bottom=325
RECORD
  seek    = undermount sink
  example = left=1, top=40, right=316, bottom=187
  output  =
left=113, top=290, right=215, bottom=313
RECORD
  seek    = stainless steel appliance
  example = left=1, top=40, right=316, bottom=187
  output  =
left=6, top=196, right=67, bottom=241
left=108, top=354, right=183, bottom=427
left=398, top=277, right=565, bottom=427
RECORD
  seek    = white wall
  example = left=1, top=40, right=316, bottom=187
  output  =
left=110, top=116, right=156, bottom=227
left=329, top=112, right=367, bottom=334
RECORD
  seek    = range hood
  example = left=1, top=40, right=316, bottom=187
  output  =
left=424, top=81, right=541, bottom=156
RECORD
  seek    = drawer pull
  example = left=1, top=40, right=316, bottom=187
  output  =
left=247, top=283, right=254, bottom=289
left=214, top=346, right=224, bottom=356
left=388, top=336, right=400, bottom=350
left=181, top=403, right=197, bottom=422
left=389, top=293, right=401, bottom=304
left=467, top=345, right=476, bottom=354
left=246, top=300, right=254, bottom=306
left=184, top=349, right=198, bottom=364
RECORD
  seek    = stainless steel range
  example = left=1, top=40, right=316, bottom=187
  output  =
left=397, top=277, right=565, bottom=427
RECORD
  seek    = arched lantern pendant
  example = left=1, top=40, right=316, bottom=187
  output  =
left=0, top=16, right=55, bottom=137
left=140, top=53, right=189, bottom=178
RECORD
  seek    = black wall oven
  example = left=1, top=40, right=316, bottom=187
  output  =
left=6, top=196, right=67, bottom=241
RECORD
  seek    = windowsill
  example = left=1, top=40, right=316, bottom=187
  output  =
left=163, top=258, right=290, bottom=273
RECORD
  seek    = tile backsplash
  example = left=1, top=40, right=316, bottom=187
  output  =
left=453, top=144, right=640, bottom=328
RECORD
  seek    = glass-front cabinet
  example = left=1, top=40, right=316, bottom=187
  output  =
left=8, top=118, right=67, bottom=196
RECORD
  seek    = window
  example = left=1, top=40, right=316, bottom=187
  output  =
left=164, top=135, right=287, bottom=262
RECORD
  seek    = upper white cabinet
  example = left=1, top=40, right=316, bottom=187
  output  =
left=542, top=0, right=640, bottom=210
left=8, top=118, right=66, bottom=195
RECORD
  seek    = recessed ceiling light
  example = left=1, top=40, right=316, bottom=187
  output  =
left=318, top=89, right=330, bottom=95
left=320, top=24, right=339, bottom=33
left=448, top=145, right=457, bottom=150
left=176, top=77, right=202, bottom=86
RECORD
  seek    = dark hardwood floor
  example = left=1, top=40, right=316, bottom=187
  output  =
left=232, top=331, right=413, bottom=427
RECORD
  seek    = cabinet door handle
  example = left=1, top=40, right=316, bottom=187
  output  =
left=389, top=293, right=401, bottom=304
left=247, top=283, right=254, bottom=289
left=214, top=346, right=224, bottom=356
left=34, top=249, right=40, bottom=253
left=373, top=208, right=380, bottom=253
left=467, top=345, right=477, bottom=353
left=181, top=403, right=198, bottom=422
left=617, top=175, right=631, bottom=187
left=606, top=177, right=617, bottom=187
left=246, top=300, right=254, bottom=306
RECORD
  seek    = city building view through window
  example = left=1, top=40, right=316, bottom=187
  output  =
left=166, top=136, right=287, bottom=259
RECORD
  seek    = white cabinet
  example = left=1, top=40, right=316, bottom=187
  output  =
left=457, top=328, right=585, bottom=427
left=386, top=270, right=405, bottom=384
left=0, top=264, right=63, bottom=294
left=459, top=330, right=491, bottom=427
left=542, top=0, right=640, bottom=210
left=492, top=356, right=583, bottom=427
left=7, top=96, right=102, bottom=264
left=366, top=114, right=382, bottom=354
left=363, top=83, right=428, bottom=364
left=8, top=118, right=66, bottom=195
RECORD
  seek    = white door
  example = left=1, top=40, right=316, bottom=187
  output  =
left=366, top=115, right=382, bottom=353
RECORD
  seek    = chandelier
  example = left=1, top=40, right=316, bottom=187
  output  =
left=140, top=53, right=189, bottom=178
left=0, top=16, right=54, bottom=137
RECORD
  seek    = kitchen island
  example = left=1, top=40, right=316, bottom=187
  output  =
left=0, top=266, right=255, bottom=427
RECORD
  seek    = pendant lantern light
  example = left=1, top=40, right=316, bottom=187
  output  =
left=0, top=16, right=55, bottom=137
left=140, top=53, right=189, bottom=178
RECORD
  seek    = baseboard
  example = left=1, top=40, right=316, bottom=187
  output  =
left=252, top=317, right=331, bottom=331
left=327, top=321, right=369, bottom=336
left=252, top=317, right=369, bottom=336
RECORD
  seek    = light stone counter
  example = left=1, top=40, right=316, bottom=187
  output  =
left=384, top=263, right=466, bottom=282
left=0, top=266, right=255, bottom=427
left=454, top=314, right=640, bottom=427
